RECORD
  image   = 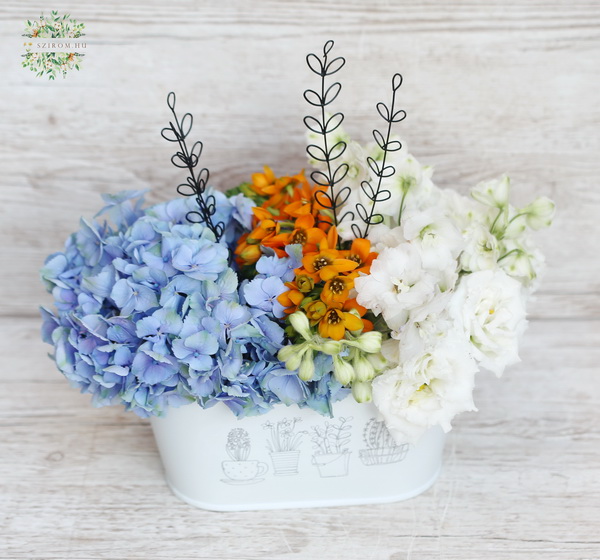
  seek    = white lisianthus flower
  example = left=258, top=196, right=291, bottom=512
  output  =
left=439, top=188, right=494, bottom=232
left=449, top=269, right=527, bottom=376
left=381, top=336, right=400, bottom=364
left=355, top=243, right=437, bottom=330
left=471, top=175, right=511, bottom=209
left=341, top=140, right=370, bottom=183
left=497, top=237, right=546, bottom=292
left=459, top=223, right=501, bottom=272
left=396, top=304, right=454, bottom=362
left=380, top=155, right=423, bottom=216
left=366, top=224, right=407, bottom=252
left=378, top=152, right=440, bottom=223
left=372, top=336, right=478, bottom=444
left=402, top=208, right=463, bottom=272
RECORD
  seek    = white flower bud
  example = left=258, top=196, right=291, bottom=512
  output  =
left=298, top=351, right=315, bottom=381
left=317, top=339, right=343, bottom=355
left=367, top=351, right=387, bottom=373
left=352, top=331, right=382, bottom=353
left=333, top=355, right=354, bottom=385
left=523, top=196, right=555, bottom=230
left=278, top=344, right=306, bottom=371
left=353, top=355, right=375, bottom=382
left=351, top=381, right=372, bottom=403
left=288, top=311, right=312, bottom=340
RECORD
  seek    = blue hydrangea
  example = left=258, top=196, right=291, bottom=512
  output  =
left=41, top=190, right=346, bottom=418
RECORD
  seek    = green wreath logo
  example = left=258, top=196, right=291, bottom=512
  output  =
left=22, top=11, right=85, bottom=80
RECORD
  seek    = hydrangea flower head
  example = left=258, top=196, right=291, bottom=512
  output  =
left=41, top=190, right=342, bottom=418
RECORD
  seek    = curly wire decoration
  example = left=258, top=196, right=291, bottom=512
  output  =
left=160, top=92, right=224, bottom=241
left=352, top=73, right=407, bottom=239
left=303, top=40, right=352, bottom=244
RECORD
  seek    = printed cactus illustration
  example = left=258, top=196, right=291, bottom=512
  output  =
left=359, top=418, right=409, bottom=466
left=226, top=428, right=251, bottom=461
left=364, top=418, right=396, bottom=449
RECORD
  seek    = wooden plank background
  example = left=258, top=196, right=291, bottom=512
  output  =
left=0, top=1, right=598, bottom=559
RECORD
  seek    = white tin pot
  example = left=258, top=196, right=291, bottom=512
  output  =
left=150, top=397, right=445, bottom=511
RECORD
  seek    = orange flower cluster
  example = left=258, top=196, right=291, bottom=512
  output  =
left=234, top=166, right=378, bottom=342
left=234, top=166, right=329, bottom=267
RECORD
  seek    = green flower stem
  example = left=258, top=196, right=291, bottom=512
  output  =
left=497, top=248, right=523, bottom=262
left=489, top=206, right=506, bottom=236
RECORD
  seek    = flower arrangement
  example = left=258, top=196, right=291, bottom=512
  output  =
left=41, top=40, right=554, bottom=445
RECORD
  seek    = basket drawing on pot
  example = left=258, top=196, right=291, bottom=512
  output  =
left=310, top=417, right=352, bottom=478
left=359, top=418, right=409, bottom=466
left=39, top=39, right=555, bottom=510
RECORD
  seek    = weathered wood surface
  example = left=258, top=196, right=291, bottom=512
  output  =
left=0, top=318, right=598, bottom=559
left=0, top=1, right=599, bottom=559
left=0, top=0, right=599, bottom=317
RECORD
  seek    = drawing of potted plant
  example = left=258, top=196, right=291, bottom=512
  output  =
left=221, top=428, right=268, bottom=485
left=263, top=417, right=304, bottom=476
left=310, top=416, right=353, bottom=478
left=359, top=418, right=409, bottom=466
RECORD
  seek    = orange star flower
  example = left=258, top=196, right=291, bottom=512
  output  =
left=304, top=300, right=327, bottom=325
left=277, top=281, right=305, bottom=315
left=284, top=182, right=326, bottom=218
left=301, top=228, right=358, bottom=281
left=343, top=298, right=373, bottom=332
left=248, top=217, right=279, bottom=243
left=270, top=214, right=326, bottom=253
left=320, top=274, right=354, bottom=305
left=317, top=306, right=364, bottom=341
left=342, top=238, right=378, bottom=274
left=250, top=166, right=279, bottom=197
left=234, top=233, right=262, bottom=266
left=251, top=168, right=312, bottom=219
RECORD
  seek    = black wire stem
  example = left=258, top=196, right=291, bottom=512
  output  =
left=161, top=92, right=224, bottom=241
left=303, top=40, right=352, bottom=246
left=352, top=73, right=406, bottom=239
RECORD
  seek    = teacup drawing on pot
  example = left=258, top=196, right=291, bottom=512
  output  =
left=221, top=460, right=268, bottom=484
